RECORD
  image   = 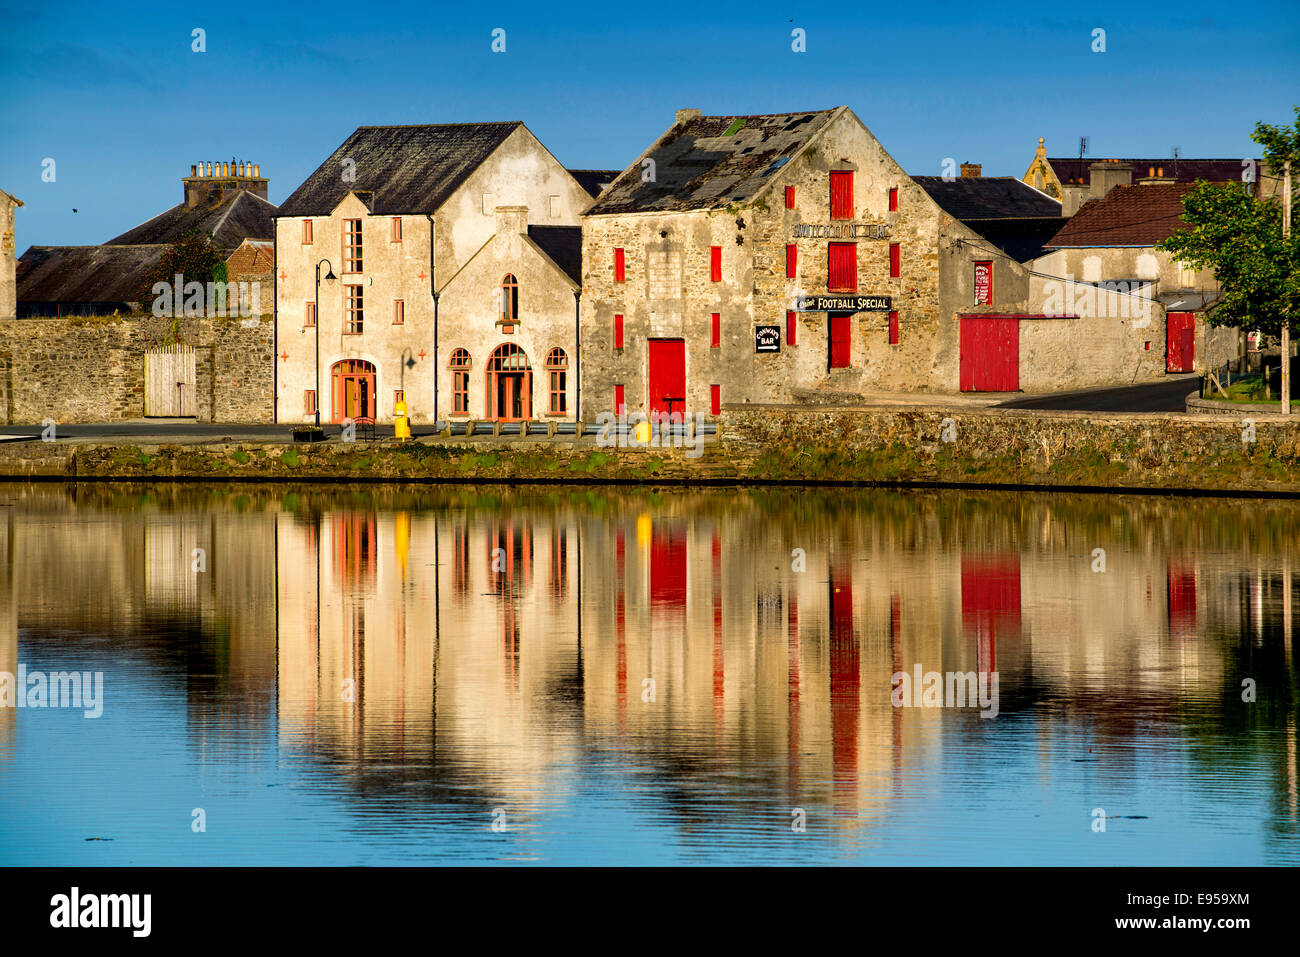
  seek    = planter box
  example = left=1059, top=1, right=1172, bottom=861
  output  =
left=292, top=429, right=327, bottom=443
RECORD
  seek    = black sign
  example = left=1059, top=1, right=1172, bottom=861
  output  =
left=794, top=295, right=891, bottom=313
left=755, top=325, right=781, bottom=353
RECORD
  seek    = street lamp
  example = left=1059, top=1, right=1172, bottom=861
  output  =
left=314, top=259, right=336, bottom=428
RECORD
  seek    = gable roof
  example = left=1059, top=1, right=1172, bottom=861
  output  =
left=105, top=190, right=277, bottom=250
left=568, top=170, right=621, bottom=199
left=1044, top=183, right=1200, bottom=248
left=1048, top=158, right=1252, bottom=187
left=587, top=109, right=840, bottom=215
left=912, top=176, right=1062, bottom=219
left=277, top=122, right=523, bottom=217
left=527, top=226, right=582, bottom=284
left=16, top=245, right=167, bottom=305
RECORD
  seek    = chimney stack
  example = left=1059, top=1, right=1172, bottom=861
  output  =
left=184, top=158, right=270, bottom=207
left=675, top=108, right=702, bottom=125
left=1089, top=160, right=1133, bottom=199
left=960, top=162, right=982, bottom=178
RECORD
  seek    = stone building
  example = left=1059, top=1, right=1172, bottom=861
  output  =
left=579, top=106, right=1059, bottom=412
left=0, top=188, right=21, bottom=320
left=274, top=123, right=604, bottom=425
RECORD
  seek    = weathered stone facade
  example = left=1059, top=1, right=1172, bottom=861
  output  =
left=0, top=189, right=21, bottom=321
left=0, top=315, right=273, bottom=423
left=274, top=124, right=595, bottom=425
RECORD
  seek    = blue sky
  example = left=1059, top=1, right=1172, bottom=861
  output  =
left=1, top=0, right=1297, bottom=249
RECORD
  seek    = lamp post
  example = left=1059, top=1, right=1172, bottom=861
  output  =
left=314, top=259, right=336, bottom=428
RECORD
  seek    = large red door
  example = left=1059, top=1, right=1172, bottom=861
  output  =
left=960, top=316, right=1019, bottom=391
left=829, top=312, right=852, bottom=368
left=647, top=339, right=686, bottom=418
left=1166, top=312, right=1195, bottom=372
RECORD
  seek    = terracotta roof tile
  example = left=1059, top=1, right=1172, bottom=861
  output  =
left=1045, top=183, right=1202, bottom=247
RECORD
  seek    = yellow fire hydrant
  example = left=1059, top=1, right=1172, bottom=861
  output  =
left=394, top=397, right=412, bottom=442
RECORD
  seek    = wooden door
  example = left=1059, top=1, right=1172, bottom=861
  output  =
left=647, top=339, right=686, bottom=418
left=144, top=344, right=197, bottom=417
left=960, top=316, right=1019, bottom=391
left=1166, top=312, right=1195, bottom=372
left=828, top=313, right=852, bottom=369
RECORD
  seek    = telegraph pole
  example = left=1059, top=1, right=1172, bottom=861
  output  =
left=1285, top=158, right=1293, bottom=416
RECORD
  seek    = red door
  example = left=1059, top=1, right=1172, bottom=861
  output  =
left=647, top=339, right=686, bottom=418
left=829, top=312, right=852, bottom=369
left=960, top=316, right=1019, bottom=391
left=1166, top=312, right=1195, bottom=372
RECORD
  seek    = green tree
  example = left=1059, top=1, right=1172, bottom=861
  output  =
left=135, top=229, right=225, bottom=311
left=1158, top=107, right=1300, bottom=407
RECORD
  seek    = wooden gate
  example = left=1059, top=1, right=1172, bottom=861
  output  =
left=144, top=344, right=197, bottom=417
left=959, top=316, right=1019, bottom=391
left=1166, top=312, right=1195, bottom=373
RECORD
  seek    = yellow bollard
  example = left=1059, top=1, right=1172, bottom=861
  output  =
left=394, top=398, right=412, bottom=442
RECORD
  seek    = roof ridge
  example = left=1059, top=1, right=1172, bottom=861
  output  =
left=354, top=120, right=522, bottom=130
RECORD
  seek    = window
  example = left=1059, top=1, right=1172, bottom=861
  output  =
left=615, top=384, right=626, bottom=415
left=450, top=349, right=471, bottom=414
left=787, top=310, right=797, bottom=346
left=829, top=314, right=851, bottom=368
left=549, top=195, right=561, bottom=218
left=1177, top=260, right=1196, bottom=287
left=500, top=274, right=518, bottom=329
left=785, top=186, right=796, bottom=209
left=391, top=217, right=402, bottom=242
left=344, top=285, right=363, bottom=334
left=888, top=187, right=898, bottom=212
left=830, top=171, right=854, bottom=220
left=546, top=348, right=568, bottom=415
left=889, top=310, right=899, bottom=345
left=481, top=193, right=494, bottom=214
left=614, top=247, right=626, bottom=282
left=889, top=243, right=900, bottom=278
left=393, top=299, right=404, bottom=324
left=613, top=313, right=624, bottom=349
left=302, top=220, right=313, bottom=244
left=304, top=302, right=316, bottom=328
left=304, top=390, right=317, bottom=414
left=710, top=246, right=722, bottom=282
left=786, top=244, right=797, bottom=278
left=394, top=389, right=405, bottom=405
left=710, top=385, right=721, bottom=415
left=711, top=312, right=721, bottom=348
left=344, top=219, right=363, bottom=273
left=828, top=243, right=858, bottom=292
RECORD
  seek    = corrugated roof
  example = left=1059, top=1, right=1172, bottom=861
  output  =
left=586, top=109, right=839, bottom=215
left=527, top=226, right=582, bottom=285
left=1045, top=183, right=1200, bottom=248
left=106, top=190, right=277, bottom=250
left=1049, top=158, right=1253, bottom=186
left=913, top=176, right=1062, bottom=219
left=276, top=122, right=523, bottom=217
left=16, top=245, right=168, bottom=304
left=567, top=169, right=621, bottom=199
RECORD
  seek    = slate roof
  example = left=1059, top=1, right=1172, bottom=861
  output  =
left=1048, top=158, right=1253, bottom=186
left=16, top=245, right=168, bottom=305
left=1045, top=183, right=1199, bottom=248
left=527, top=226, right=582, bottom=285
left=568, top=170, right=621, bottom=199
left=586, top=109, right=840, bottom=215
left=277, top=122, right=523, bottom=217
left=106, top=190, right=277, bottom=250
left=913, top=176, right=1062, bottom=219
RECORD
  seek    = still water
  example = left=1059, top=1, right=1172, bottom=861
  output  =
left=0, top=482, right=1296, bottom=865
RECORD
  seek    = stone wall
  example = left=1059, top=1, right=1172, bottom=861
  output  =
left=0, top=315, right=273, bottom=423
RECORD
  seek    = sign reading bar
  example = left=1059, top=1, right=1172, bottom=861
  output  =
left=755, top=325, right=781, bottom=353
left=794, top=295, right=891, bottom=313
left=792, top=223, right=890, bottom=239
left=973, top=261, right=993, bottom=305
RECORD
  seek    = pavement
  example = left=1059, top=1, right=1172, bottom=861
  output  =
left=992, top=375, right=1200, bottom=413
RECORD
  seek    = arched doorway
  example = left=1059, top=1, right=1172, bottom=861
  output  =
left=331, top=359, right=376, bottom=422
left=486, top=343, right=531, bottom=421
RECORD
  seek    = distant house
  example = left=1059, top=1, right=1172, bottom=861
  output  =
left=912, top=165, right=1065, bottom=262
left=16, top=161, right=277, bottom=316
left=1030, top=182, right=1237, bottom=378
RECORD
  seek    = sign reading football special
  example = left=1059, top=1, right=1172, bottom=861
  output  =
left=755, top=325, right=781, bottom=353
left=794, top=295, right=891, bottom=313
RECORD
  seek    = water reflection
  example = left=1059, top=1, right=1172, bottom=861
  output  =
left=1, top=483, right=1297, bottom=864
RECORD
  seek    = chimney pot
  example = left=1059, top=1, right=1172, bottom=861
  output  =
left=253, top=164, right=260, bottom=177
left=191, top=164, right=197, bottom=177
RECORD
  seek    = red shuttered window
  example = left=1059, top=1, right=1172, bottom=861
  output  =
left=830, top=171, right=854, bottom=220
left=710, top=246, right=721, bottom=282
left=302, top=220, right=313, bottom=244
left=888, top=187, right=898, bottom=212
left=710, top=385, right=721, bottom=415
left=829, top=314, right=851, bottom=369
left=304, top=302, right=316, bottom=327
left=787, top=310, right=797, bottom=346
left=614, top=247, right=626, bottom=282
left=615, top=385, right=626, bottom=415
left=889, top=243, right=901, bottom=278
left=304, top=390, right=317, bottom=414
left=828, top=243, right=858, bottom=293
left=889, top=310, right=899, bottom=345
left=785, top=186, right=796, bottom=209
left=613, top=313, right=624, bottom=349
left=786, top=244, right=797, bottom=278
left=711, top=312, right=720, bottom=348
